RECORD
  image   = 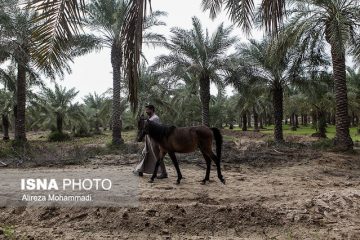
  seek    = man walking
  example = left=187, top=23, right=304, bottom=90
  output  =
left=133, top=105, right=168, bottom=178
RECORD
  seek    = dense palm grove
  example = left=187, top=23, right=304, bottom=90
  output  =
left=0, top=0, right=360, bottom=151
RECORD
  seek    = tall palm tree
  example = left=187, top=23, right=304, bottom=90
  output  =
left=1, top=2, right=98, bottom=144
left=283, top=0, right=360, bottom=150
left=85, top=0, right=165, bottom=144
left=0, top=10, right=34, bottom=143
left=153, top=17, right=236, bottom=126
left=0, top=63, right=45, bottom=138
left=228, top=39, right=301, bottom=142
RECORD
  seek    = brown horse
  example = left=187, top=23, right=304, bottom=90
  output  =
left=137, top=116, right=225, bottom=185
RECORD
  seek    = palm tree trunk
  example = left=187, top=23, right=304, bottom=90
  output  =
left=2, top=114, right=10, bottom=141
left=312, top=111, right=318, bottom=130
left=242, top=113, right=247, bottom=131
left=95, top=120, right=101, bottom=134
left=15, top=51, right=28, bottom=143
left=331, top=113, right=336, bottom=125
left=56, top=113, right=63, bottom=133
left=199, top=75, right=210, bottom=126
left=111, top=43, right=124, bottom=145
left=253, top=107, right=259, bottom=132
left=317, top=110, right=327, bottom=138
left=291, top=113, right=297, bottom=131
left=260, top=114, right=264, bottom=129
left=247, top=113, right=252, bottom=128
left=267, top=113, right=272, bottom=126
left=13, top=105, right=17, bottom=137
left=326, top=113, right=331, bottom=125
left=330, top=46, right=353, bottom=150
left=273, top=84, right=284, bottom=142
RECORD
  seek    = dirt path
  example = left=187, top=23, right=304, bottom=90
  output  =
left=0, top=142, right=360, bottom=239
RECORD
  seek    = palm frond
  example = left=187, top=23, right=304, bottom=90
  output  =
left=28, top=0, right=85, bottom=75
left=121, top=0, right=149, bottom=111
left=259, top=0, right=286, bottom=32
left=202, top=0, right=286, bottom=33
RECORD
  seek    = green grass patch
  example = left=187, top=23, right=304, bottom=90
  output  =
left=1, top=225, right=15, bottom=239
left=226, top=125, right=360, bottom=142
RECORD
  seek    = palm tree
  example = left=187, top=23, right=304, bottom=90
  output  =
left=304, top=73, right=335, bottom=138
left=0, top=62, right=44, bottom=143
left=283, top=0, right=360, bottom=150
left=226, top=66, right=268, bottom=132
left=167, top=72, right=202, bottom=126
left=228, top=38, right=302, bottom=142
left=85, top=0, right=165, bottom=144
left=33, top=84, right=85, bottom=136
left=154, top=17, right=236, bottom=126
left=208, top=86, right=227, bottom=128
left=135, top=65, right=173, bottom=118
left=1, top=2, right=97, bottom=144
left=284, top=90, right=303, bottom=131
left=0, top=9, right=33, bottom=143
left=83, top=92, right=112, bottom=134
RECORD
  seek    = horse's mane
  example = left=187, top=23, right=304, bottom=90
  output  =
left=147, top=121, right=176, bottom=143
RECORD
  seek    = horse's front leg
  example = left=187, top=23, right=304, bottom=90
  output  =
left=168, top=152, right=182, bottom=184
left=149, top=151, right=166, bottom=183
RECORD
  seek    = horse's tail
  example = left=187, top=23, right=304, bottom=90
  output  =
left=211, top=128, right=223, bottom=161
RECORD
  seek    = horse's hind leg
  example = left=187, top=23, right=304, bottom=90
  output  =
left=168, top=152, right=182, bottom=184
left=210, top=153, right=225, bottom=184
left=200, top=149, right=212, bottom=184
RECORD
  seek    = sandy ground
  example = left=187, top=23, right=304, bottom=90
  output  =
left=0, top=136, right=360, bottom=239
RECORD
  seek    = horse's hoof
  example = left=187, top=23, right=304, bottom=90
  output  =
left=176, top=180, right=181, bottom=185
left=221, top=178, right=226, bottom=184
left=200, top=179, right=208, bottom=185
left=148, top=179, right=154, bottom=183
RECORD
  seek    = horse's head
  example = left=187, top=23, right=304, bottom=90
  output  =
left=136, top=114, right=149, bottom=142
